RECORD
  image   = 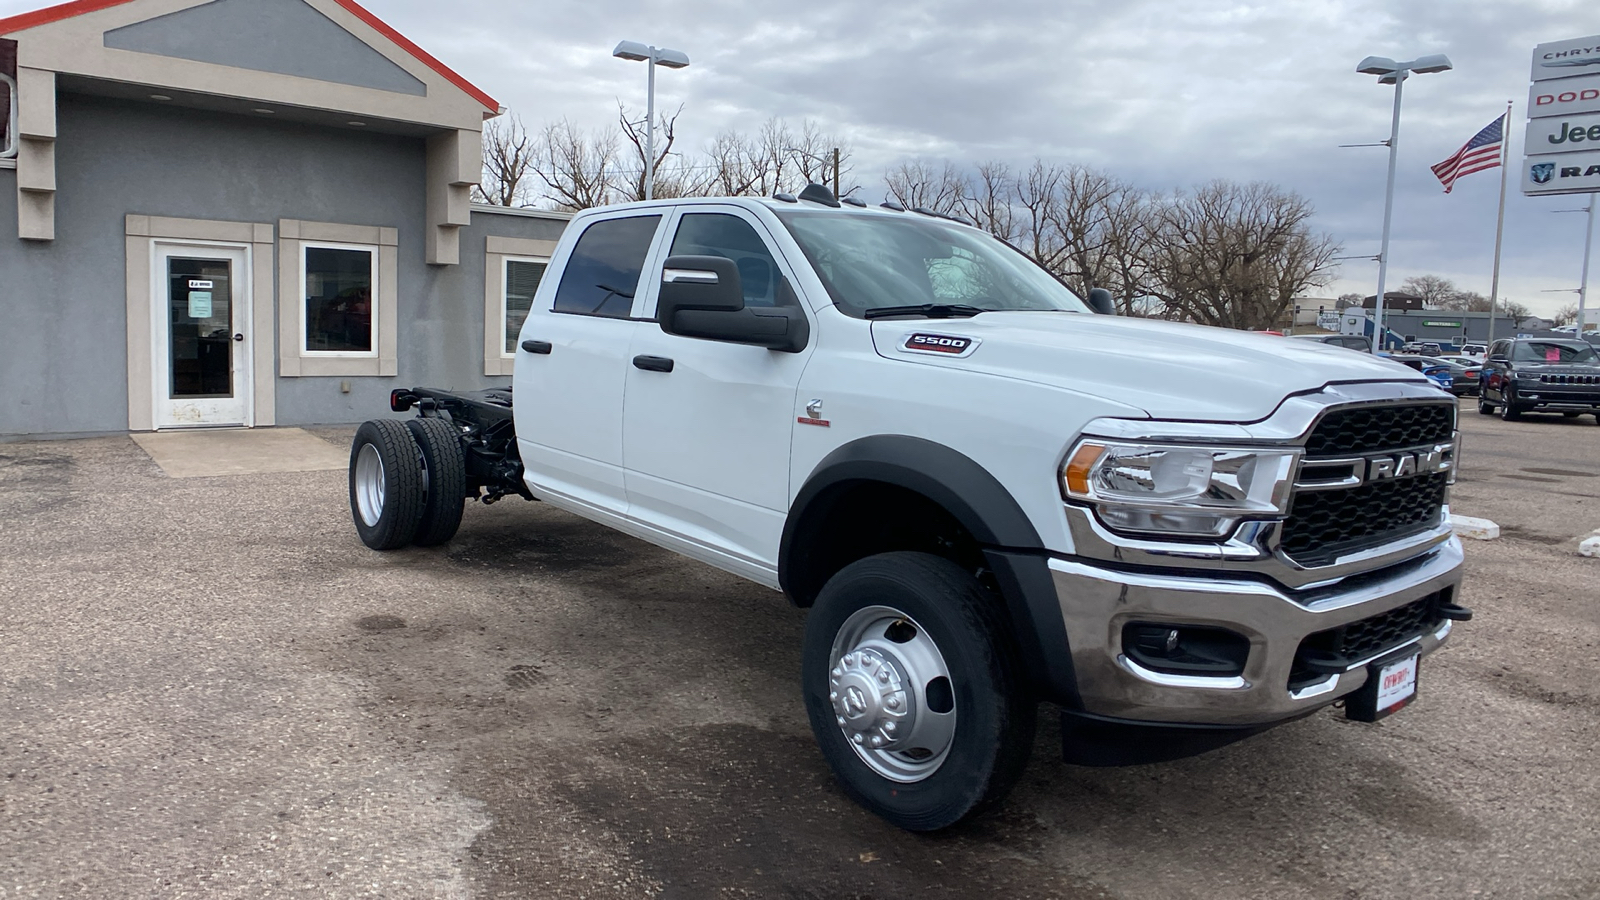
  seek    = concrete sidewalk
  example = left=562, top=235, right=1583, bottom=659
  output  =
left=131, top=427, right=348, bottom=478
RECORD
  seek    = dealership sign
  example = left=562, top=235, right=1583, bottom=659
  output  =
left=1524, top=35, right=1600, bottom=196
left=1530, top=35, right=1600, bottom=83
left=1523, top=149, right=1600, bottom=195
left=1527, top=73, right=1600, bottom=119
left=1526, top=114, right=1600, bottom=154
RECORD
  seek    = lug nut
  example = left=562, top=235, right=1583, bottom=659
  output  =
left=886, top=696, right=900, bottom=710
left=870, top=736, right=884, bottom=748
left=837, top=716, right=846, bottom=726
left=877, top=669, right=890, bottom=683
left=884, top=722, right=896, bottom=733
left=829, top=691, right=838, bottom=701
left=853, top=733, right=864, bottom=744
left=831, top=667, right=841, bottom=679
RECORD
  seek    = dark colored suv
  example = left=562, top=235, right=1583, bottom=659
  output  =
left=1479, top=338, right=1600, bottom=422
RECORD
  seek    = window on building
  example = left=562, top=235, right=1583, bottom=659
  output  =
left=2, top=45, right=17, bottom=161
left=503, top=258, right=548, bottom=355
left=552, top=215, right=661, bottom=317
left=302, top=244, right=375, bottom=355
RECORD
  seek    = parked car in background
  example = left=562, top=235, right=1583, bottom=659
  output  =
left=1427, top=356, right=1484, bottom=396
left=1460, top=343, right=1487, bottom=358
left=1381, top=353, right=1455, bottom=394
left=1291, top=333, right=1371, bottom=351
left=1479, top=338, right=1600, bottom=422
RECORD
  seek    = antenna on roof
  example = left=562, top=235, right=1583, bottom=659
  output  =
left=798, top=183, right=840, bottom=208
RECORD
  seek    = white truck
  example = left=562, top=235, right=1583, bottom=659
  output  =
left=348, top=186, right=1472, bottom=831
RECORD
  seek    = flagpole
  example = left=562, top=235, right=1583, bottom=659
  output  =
left=1486, top=100, right=1512, bottom=348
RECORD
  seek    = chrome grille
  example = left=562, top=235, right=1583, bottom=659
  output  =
left=1281, top=402, right=1455, bottom=568
left=1538, top=373, right=1600, bottom=385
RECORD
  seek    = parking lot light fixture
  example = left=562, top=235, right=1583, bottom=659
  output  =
left=612, top=40, right=690, bottom=201
left=1356, top=54, right=1453, bottom=353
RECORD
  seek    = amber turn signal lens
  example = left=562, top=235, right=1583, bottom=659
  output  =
left=1063, top=442, right=1106, bottom=496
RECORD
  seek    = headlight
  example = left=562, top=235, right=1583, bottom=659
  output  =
left=1061, top=441, right=1300, bottom=538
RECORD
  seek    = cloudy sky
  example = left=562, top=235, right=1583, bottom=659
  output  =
left=5, top=0, right=1594, bottom=315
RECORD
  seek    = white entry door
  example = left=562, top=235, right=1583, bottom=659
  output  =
left=153, top=243, right=252, bottom=428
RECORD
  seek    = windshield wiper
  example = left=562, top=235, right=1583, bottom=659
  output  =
left=863, top=304, right=987, bottom=320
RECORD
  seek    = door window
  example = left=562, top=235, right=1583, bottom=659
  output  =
left=552, top=215, right=661, bottom=318
left=668, top=213, right=789, bottom=307
left=167, top=257, right=233, bottom=398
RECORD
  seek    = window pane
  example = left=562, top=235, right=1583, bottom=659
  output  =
left=552, top=215, right=660, bottom=317
left=505, top=260, right=546, bottom=354
left=669, top=213, right=784, bottom=307
left=305, top=247, right=373, bottom=352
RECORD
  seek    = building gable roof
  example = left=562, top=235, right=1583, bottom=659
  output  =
left=0, top=0, right=498, bottom=115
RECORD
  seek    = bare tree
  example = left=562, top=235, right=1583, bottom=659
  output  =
left=476, top=113, right=538, bottom=207
left=1399, top=274, right=1459, bottom=309
left=885, top=160, right=965, bottom=215
left=954, top=161, right=1018, bottom=243
left=1142, top=181, right=1340, bottom=331
left=616, top=103, right=714, bottom=201
left=1553, top=302, right=1580, bottom=326
left=529, top=119, right=620, bottom=211
left=1335, top=292, right=1363, bottom=310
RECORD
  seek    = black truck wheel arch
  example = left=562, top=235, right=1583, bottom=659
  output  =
left=780, top=435, right=1081, bottom=708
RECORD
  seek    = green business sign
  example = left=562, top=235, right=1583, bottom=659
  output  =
left=1421, top=320, right=1462, bottom=327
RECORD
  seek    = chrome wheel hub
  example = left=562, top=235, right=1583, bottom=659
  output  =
left=355, top=443, right=385, bottom=527
left=827, top=605, right=957, bottom=783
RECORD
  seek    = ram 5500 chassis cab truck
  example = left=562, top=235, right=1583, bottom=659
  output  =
left=348, top=188, right=1471, bottom=831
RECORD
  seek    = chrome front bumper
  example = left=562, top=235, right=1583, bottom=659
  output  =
left=1049, top=537, right=1464, bottom=726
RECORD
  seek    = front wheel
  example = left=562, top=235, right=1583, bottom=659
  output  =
left=1499, top=390, right=1522, bottom=421
left=801, top=552, right=1035, bottom=832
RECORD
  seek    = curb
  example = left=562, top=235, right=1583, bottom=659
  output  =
left=1449, top=515, right=1500, bottom=541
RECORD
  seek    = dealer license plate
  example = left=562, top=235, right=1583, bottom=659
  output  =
left=1346, top=650, right=1420, bottom=722
left=1375, top=653, right=1419, bottom=714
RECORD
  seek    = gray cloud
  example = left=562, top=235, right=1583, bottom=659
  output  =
left=3, top=0, right=1593, bottom=313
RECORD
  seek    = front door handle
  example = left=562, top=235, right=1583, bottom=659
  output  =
left=633, top=355, right=674, bottom=373
left=521, top=339, right=553, bottom=355
left=232, top=333, right=244, bottom=342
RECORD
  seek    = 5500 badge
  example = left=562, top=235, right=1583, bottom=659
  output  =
left=903, top=333, right=980, bottom=357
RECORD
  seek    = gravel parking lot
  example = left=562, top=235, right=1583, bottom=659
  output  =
left=2, top=403, right=1597, bottom=899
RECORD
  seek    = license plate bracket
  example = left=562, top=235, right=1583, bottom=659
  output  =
left=1345, top=648, right=1420, bottom=722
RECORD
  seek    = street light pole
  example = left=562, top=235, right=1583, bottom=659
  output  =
left=1355, top=53, right=1452, bottom=354
left=1580, top=194, right=1595, bottom=337
left=612, top=40, right=690, bottom=202
left=1372, top=72, right=1406, bottom=356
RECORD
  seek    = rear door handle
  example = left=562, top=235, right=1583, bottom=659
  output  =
left=521, top=339, right=552, bottom=354
left=633, top=355, right=674, bottom=373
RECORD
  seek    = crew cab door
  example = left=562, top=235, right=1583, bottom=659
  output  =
left=622, top=206, right=816, bottom=585
left=514, top=212, right=666, bottom=519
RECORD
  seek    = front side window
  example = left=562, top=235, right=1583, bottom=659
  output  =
left=503, top=258, right=548, bottom=354
left=552, top=215, right=661, bottom=318
left=669, top=213, right=789, bottom=307
left=303, top=244, right=375, bottom=354
left=775, top=210, right=1090, bottom=317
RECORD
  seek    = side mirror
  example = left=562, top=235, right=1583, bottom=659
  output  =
left=657, top=255, right=809, bottom=353
left=1087, top=287, right=1116, bottom=315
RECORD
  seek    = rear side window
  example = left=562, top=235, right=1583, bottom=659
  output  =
left=552, top=215, right=661, bottom=318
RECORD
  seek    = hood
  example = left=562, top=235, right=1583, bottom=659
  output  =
left=871, top=312, right=1431, bottom=422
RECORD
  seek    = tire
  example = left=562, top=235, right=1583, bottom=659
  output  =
left=406, top=417, right=467, bottom=547
left=801, top=552, right=1035, bottom=832
left=349, top=419, right=426, bottom=550
left=1477, top=400, right=1495, bottom=415
left=1499, top=391, right=1522, bottom=421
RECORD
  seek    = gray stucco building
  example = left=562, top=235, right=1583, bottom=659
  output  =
left=2, top=0, right=568, bottom=439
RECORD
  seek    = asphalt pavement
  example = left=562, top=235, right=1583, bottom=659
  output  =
left=1, top=405, right=1597, bottom=899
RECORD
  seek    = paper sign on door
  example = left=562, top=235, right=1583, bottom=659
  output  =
left=189, top=291, right=213, bottom=318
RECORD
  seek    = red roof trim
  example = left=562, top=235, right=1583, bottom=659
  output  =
left=0, top=0, right=137, bottom=35
left=0, top=0, right=499, bottom=114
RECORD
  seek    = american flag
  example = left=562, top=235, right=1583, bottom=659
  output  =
left=1430, top=116, right=1504, bottom=193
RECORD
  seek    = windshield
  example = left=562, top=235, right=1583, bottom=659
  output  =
left=774, top=210, right=1090, bottom=317
left=1512, top=341, right=1598, bottom=363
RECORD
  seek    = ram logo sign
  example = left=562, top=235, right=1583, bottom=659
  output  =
left=1367, top=445, right=1454, bottom=482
